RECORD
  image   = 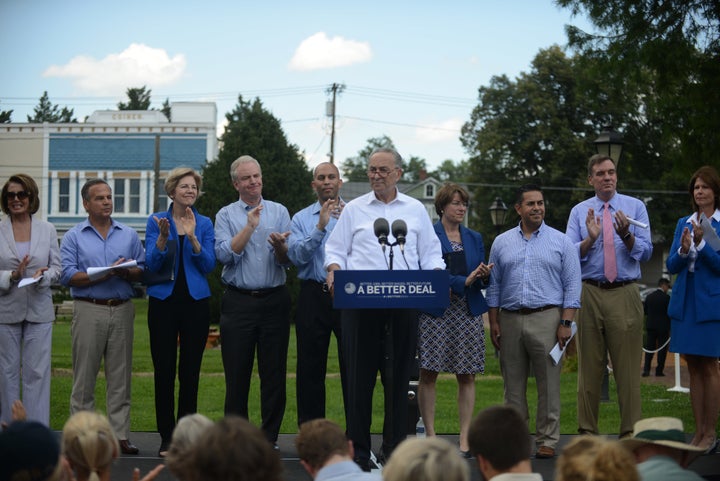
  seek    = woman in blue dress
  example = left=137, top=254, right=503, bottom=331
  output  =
left=666, top=165, right=720, bottom=454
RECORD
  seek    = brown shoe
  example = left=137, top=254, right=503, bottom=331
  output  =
left=535, top=446, right=555, bottom=459
left=119, top=439, right=139, bottom=455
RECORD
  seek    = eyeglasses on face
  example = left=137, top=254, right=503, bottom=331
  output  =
left=367, top=167, right=396, bottom=177
left=5, top=191, right=30, bottom=200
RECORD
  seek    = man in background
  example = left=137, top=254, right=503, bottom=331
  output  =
left=643, top=278, right=671, bottom=377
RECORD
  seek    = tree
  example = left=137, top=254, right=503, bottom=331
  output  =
left=403, top=155, right=429, bottom=183
left=0, top=102, right=11, bottom=123
left=118, top=86, right=152, bottom=110
left=27, top=91, right=76, bottom=123
left=431, top=159, right=470, bottom=183
left=161, top=98, right=171, bottom=121
left=341, top=135, right=396, bottom=181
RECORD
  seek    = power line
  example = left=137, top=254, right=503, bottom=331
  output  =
left=343, top=115, right=461, bottom=132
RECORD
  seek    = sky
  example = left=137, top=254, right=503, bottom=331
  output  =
left=0, top=1, right=594, bottom=172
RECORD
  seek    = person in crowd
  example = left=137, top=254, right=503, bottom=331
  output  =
left=566, top=154, right=653, bottom=438
left=468, top=405, right=541, bottom=481
left=557, top=435, right=639, bottom=481
left=187, top=416, right=284, bottom=481
left=214, top=155, right=292, bottom=448
left=642, top=278, right=671, bottom=377
left=324, top=148, right=445, bottom=470
left=486, top=184, right=581, bottom=459
left=0, top=174, right=61, bottom=427
left=666, top=165, right=720, bottom=453
left=0, top=419, right=63, bottom=481
left=417, top=182, right=492, bottom=457
left=288, top=162, right=348, bottom=425
left=62, top=411, right=164, bottom=481
left=620, top=417, right=705, bottom=480
left=145, top=167, right=216, bottom=457
left=165, top=413, right=214, bottom=481
left=60, top=178, right=145, bottom=455
left=382, top=437, right=470, bottom=481
left=296, top=418, right=381, bottom=481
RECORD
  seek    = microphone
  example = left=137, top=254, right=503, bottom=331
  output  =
left=374, top=218, right=390, bottom=248
left=391, top=219, right=407, bottom=252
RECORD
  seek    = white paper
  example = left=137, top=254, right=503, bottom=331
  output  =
left=549, top=321, right=577, bottom=365
left=625, top=217, right=649, bottom=229
left=699, top=213, right=720, bottom=251
left=18, top=277, right=40, bottom=288
left=87, top=260, right=138, bottom=281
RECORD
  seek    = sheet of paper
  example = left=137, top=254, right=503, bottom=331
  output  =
left=18, top=277, right=40, bottom=288
left=699, top=213, right=720, bottom=251
left=549, top=321, right=577, bottom=366
left=87, top=260, right=138, bottom=281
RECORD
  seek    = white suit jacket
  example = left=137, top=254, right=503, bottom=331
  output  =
left=0, top=216, right=61, bottom=323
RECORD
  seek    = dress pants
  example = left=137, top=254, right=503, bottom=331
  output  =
left=295, top=280, right=347, bottom=425
left=0, top=321, right=53, bottom=426
left=576, top=283, right=643, bottom=437
left=148, top=296, right=209, bottom=443
left=220, top=286, right=290, bottom=442
left=643, top=328, right=669, bottom=375
left=71, top=300, right=134, bottom=439
left=341, top=308, right=418, bottom=464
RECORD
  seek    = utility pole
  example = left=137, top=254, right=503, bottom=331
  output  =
left=326, top=83, right=345, bottom=164
left=153, top=134, right=161, bottom=213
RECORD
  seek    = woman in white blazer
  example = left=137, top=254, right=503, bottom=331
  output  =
left=0, top=174, right=61, bottom=426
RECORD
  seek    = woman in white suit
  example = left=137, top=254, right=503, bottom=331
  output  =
left=0, top=174, right=61, bottom=426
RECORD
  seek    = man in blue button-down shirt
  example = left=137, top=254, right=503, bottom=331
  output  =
left=288, top=162, right=348, bottom=426
left=486, top=184, right=581, bottom=459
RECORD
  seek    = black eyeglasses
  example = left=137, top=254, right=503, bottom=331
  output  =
left=5, top=191, right=30, bottom=200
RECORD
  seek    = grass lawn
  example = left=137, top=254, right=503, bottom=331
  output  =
left=49, top=298, right=704, bottom=434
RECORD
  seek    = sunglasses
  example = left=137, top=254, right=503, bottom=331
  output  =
left=5, top=191, right=30, bottom=200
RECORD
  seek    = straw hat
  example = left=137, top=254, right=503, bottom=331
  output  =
left=620, top=417, right=705, bottom=454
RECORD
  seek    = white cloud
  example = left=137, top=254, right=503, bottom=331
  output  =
left=289, top=32, right=372, bottom=71
left=415, top=118, right=463, bottom=143
left=43, top=43, right=186, bottom=94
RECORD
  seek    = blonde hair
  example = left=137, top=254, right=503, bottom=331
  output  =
left=164, top=166, right=203, bottom=197
left=383, top=437, right=469, bottom=481
left=166, top=414, right=214, bottom=480
left=61, top=411, right=119, bottom=481
left=556, top=436, right=639, bottom=481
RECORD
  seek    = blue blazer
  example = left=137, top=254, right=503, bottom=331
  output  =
left=145, top=205, right=216, bottom=300
left=425, top=221, right=489, bottom=317
left=666, top=214, right=720, bottom=323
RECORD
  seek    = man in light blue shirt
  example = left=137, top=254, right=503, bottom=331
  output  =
left=288, top=162, right=348, bottom=426
left=486, top=184, right=581, bottom=459
left=214, top=155, right=291, bottom=448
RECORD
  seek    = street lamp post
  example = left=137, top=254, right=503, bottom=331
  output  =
left=488, top=197, right=508, bottom=235
left=593, top=126, right=625, bottom=165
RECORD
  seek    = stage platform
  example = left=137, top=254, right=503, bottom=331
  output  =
left=96, top=431, right=719, bottom=481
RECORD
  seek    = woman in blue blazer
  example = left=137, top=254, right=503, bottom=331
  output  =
left=418, top=183, right=492, bottom=457
left=666, top=165, right=720, bottom=454
left=145, top=167, right=216, bottom=457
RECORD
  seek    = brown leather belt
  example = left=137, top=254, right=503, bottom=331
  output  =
left=74, top=297, right=129, bottom=307
left=226, top=284, right=283, bottom=298
left=504, top=305, right=559, bottom=315
left=583, top=279, right=636, bottom=290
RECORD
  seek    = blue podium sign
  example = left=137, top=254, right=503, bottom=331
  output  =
left=333, top=270, right=450, bottom=309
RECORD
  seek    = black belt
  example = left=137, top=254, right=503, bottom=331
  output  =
left=583, top=279, right=636, bottom=290
left=226, top=284, right=283, bottom=298
left=504, top=305, right=559, bottom=315
left=74, top=297, right=129, bottom=307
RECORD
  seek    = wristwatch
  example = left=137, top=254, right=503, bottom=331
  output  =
left=560, top=319, right=573, bottom=327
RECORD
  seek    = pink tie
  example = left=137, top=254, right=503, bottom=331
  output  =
left=603, top=202, right=617, bottom=283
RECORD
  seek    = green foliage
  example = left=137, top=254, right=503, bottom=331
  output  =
left=27, top=91, right=76, bottom=123
left=341, top=135, right=395, bottom=181
left=161, top=98, right=171, bottom=121
left=0, top=102, right=12, bottom=123
left=118, top=86, right=152, bottom=110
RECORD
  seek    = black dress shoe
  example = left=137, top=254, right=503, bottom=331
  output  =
left=641, top=371, right=650, bottom=377
left=119, top=439, right=139, bottom=455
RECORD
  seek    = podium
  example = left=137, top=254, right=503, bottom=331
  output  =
left=333, top=270, right=450, bottom=310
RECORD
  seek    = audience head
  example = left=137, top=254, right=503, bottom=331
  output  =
left=620, top=417, right=703, bottom=468
left=295, top=419, right=351, bottom=475
left=188, top=416, right=283, bottom=481
left=166, top=413, right=213, bottom=479
left=382, top=437, right=469, bottom=481
left=468, top=405, right=531, bottom=477
left=557, top=435, right=638, bottom=481
left=0, top=420, right=62, bottom=481
left=61, top=411, right=119, bottom=481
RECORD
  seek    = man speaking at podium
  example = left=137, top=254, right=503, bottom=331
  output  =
left=324, top=148, right=445, bottom=471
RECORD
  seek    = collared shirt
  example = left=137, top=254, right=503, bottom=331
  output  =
left=485, top=222, right=581, bottom=310
left=288, top=200, right=340, bottom=282
left=677, top=209, right=720, bottom=272
left=316, top=460, right=382, bottom=481
left=60, top=218, right=145, bottom=300
left=638, top=455, right=704, bottom=481
left=214, top=197, right=291, bottom=290
left=566, top=192, right=653, bottom=281
left=490, top=474, right=543, bottom=481
left=324, top=189, right=445, bottom=271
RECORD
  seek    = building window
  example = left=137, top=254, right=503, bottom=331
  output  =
left=113, top=178, right=141, bottom=213
left=114, top=179, right=125, bottom=212
left=58, top=178, right=70, bottom=213
left=155, top=178, right=168, bottom=212
left=425, top=184, right=435, bottom=198
left=129, top=179, right=140, bottom=213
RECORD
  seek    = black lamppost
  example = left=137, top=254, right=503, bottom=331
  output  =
left=488, top=197, right=508, bottom=235
left=593, top=126, right=625, bottom=165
